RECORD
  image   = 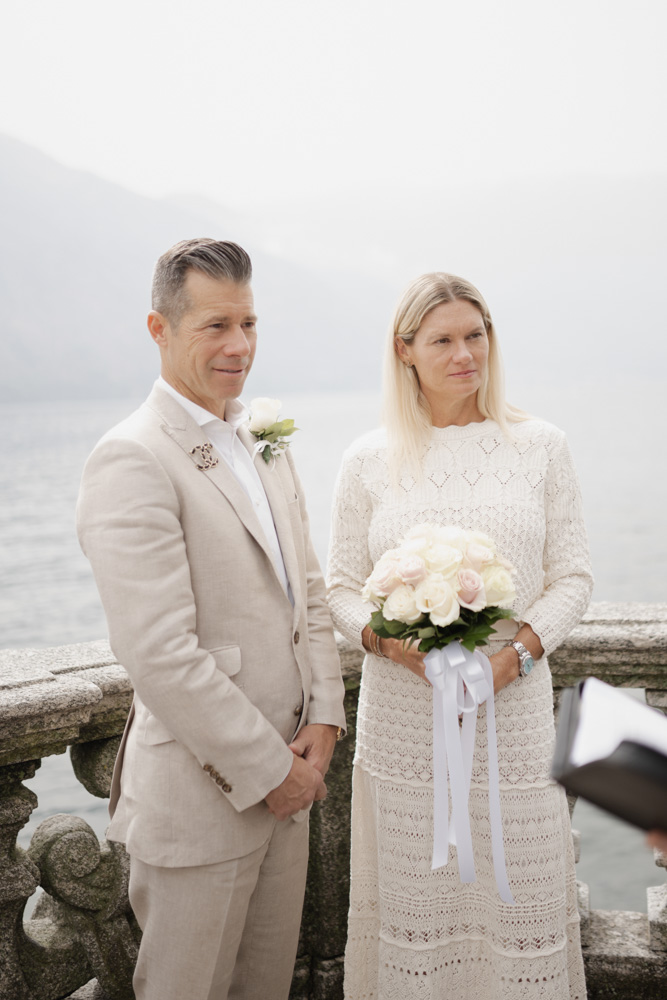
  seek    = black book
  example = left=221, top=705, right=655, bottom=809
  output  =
left=552, top=677, right=667, bottom=831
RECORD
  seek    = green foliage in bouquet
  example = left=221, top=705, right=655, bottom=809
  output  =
left=369, top=604, right=514, bottom=654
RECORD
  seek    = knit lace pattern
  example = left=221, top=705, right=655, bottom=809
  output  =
left=327, top=419, right=593, bottom=1000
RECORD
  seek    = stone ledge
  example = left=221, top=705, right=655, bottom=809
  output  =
left=583, top=909, right=667, bottom=999
left=0, top=642, right=131, bottom=766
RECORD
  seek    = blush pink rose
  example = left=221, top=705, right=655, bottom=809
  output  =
left=457, top=568, right=487, bottom=612
left=362, top=554, right=402, bottom=602
left=372, top=561, right=402, bottom=595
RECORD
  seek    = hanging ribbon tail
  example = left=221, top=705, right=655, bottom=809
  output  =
left=425, top=640, right=516, bottom=905
left=425, top=643, right=477, bottom=881
left=429, top=656, right=450, bottom=869
left=443, top=660, right=476, bottom=882
left=475, top=650, right=515, bottom=905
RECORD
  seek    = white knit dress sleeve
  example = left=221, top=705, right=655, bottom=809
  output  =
left=520, top=428, right=594, bottom=656
left=326, top=445, right=377, bottom=650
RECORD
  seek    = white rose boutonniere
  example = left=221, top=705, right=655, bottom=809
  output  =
left=248, top=397, right=298, bottom=464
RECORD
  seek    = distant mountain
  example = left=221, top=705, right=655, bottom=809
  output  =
left=0, top=134, right=395, bottom=402
left=1, top=132, right=665, bottom=403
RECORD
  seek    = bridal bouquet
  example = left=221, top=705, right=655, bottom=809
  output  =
left=363, top=523, right=516, bottom=652
left=363, top=523, right=517, bottom=904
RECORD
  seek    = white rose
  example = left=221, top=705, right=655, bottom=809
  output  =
left=402, top=524, right=437, bottom=557
left=423, top=543, right=463, bottom=579
left=433, top=525, right=468, bottom=549
left=396, top=554, right=427, bottom=587
left=414, top=575, right=461, bottom=627
left=249, top=397, right=282, bottom=432
left=464, top=542, right=495, bottom=571
left=481, top=564, right=516, bottom=607
left=382, top=584, right=424, bottom=625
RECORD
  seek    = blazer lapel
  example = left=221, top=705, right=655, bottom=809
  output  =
left=238, top=425, right=302, bottom=611
left=146, top=386, right=282, bottom=581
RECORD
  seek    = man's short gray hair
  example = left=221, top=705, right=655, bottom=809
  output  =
left=152, top=238, right=253, bottom=323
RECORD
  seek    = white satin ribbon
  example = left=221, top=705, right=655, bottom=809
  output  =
left=424, top=641, right=515, bottom=904
left=253, top=438, right=286, bottom=467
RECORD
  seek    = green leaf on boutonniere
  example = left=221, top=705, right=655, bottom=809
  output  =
left=260, top=444, right=272, bottom=464
left=276, top=419, right=297, bottom=435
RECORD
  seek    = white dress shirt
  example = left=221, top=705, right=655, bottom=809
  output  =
left=157, top=378, right=293, bottom=603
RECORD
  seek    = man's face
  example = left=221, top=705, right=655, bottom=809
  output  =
left=149, top=270, right=257, bottom=419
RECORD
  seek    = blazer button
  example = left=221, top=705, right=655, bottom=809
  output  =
left=211, top=770, right=220, bottom=780
left=222, top=783, right=232, bottom=793
left=215, top=776, right=226, bottom=786
left=203, top=763, right=213, bottom=773
left=293, top=703, right=302, bottom=716
left=294, top=630, right=300, bottom=644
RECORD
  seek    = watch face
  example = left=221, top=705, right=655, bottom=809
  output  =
left=523, top=655, right=535, bottom=675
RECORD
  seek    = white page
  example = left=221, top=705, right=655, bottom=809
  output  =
left=569, top=677, right=667, bottom=767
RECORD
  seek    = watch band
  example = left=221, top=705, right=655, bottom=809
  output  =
left=509, top=640, right=535, bottom=678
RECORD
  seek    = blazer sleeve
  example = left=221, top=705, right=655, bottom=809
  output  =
left=77, top=435, right=294, bottom=813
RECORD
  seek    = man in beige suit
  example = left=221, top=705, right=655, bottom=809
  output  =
left=77, top=239, right=346, bottom=1000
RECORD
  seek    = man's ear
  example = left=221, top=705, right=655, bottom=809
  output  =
left=148, top=311, right=169, bottom=346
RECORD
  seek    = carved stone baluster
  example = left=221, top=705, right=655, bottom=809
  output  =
left=0, top=762, right=115, bottom=1000
left=0, top=761, right=41, bottom=1000
left=27, top=814, right=139, bottom=999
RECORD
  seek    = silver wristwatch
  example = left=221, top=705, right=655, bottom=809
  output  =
left=509, top=640, right=535, bottom=678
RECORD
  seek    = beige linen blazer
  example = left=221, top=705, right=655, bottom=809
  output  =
left=77, top=384, right=345, bottom=867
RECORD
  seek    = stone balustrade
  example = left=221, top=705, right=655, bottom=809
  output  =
left=0, top=602, right=666, bottom=999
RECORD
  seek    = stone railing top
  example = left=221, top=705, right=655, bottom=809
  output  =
left=0, top=641, right=132, bottom=768
left=1, top=603, right=666, bottom=769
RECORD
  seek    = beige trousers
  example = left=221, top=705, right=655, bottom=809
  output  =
left=129, top=815, right=310, bottom=1000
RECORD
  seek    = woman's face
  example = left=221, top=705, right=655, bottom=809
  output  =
left=395, top=298, right=489, bottom=416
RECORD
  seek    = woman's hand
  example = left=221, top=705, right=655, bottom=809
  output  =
left=488, top=645, right=521, bottom=694
left=362, top=622, right=544, bottom=694
left=488, top=624, right=545, bottom=694
left=383, top=636, right=431, bottom=683
left=362, top=626, right=430, bottom=683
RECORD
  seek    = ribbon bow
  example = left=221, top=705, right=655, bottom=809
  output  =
left=424, top=640, right=514, bottom=904
left=253, top=437, right=288, bottom=467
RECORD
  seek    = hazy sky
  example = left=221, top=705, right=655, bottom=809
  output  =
left=2, top=0, right=665, bottom=211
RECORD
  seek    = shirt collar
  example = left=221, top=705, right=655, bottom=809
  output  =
left=157, top=376, right=249, bottom=432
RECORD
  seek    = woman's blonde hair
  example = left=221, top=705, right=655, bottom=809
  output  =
left=383, top=272, right=528, bottom=478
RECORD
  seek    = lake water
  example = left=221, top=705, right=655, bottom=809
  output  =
left=3, top=382, right=666, bottom=912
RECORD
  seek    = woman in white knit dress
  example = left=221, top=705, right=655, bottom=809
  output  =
left=327, top=273, right=593, bottom=1000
